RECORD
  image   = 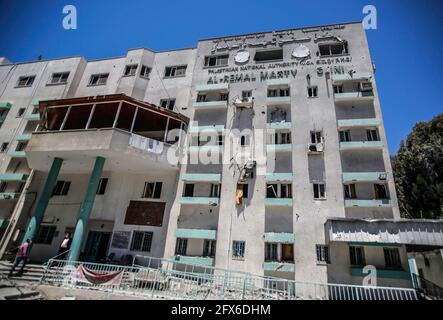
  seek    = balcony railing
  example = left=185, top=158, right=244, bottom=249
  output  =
left=264, top=198, right=293, bottom=207
left=263, top=261, right=295, bottom=272
left=266, top=96, right=291, bottom=105
left=342, top=172, right=388, bottom=183
left=174, top=228, right=217, bottom=240
left=337, top=118, right=380, bottom=129
left=172, top=255, right=215, bottom=267
left=179, top=197, right=220, bottom=206
left=193, top=100, right=228, bottom=109
left=344, top=199, right=392, bottom=208
left=340, top=141, right=383, bottom=150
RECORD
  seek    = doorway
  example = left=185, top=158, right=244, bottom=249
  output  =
left=83, top=231, right=111, bottom=263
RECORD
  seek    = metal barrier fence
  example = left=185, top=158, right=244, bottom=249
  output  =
left=40, top=256, right=418, bottom=300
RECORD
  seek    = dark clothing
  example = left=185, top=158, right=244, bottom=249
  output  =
left=57, top=237, right=72, bottom=260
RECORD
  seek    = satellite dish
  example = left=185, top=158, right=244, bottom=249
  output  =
left=292, top=45, right=310, bottom=59
left=234, top=50, right=250, bottom=64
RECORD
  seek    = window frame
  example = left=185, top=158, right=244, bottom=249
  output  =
left=203, top=239, right=216, bottom=257
left=313, top=183, right=326, bottom=200
left=175, top=238, right=188, bottom=255
left=316, top=244, right=330, bottom=264
left=52, top=180, right=71, bottom=196
left=130, top=231, right=153, bottom=252
left=159, top=98, right=176, bottom=110
left=96, top=178, right=108, bottom=195
left=142, top=181, right=162, bottom=199
left=265, top=243, right=278, bottom=262
left=349, top=246, right=366, bottom=266
left=307, top=86, right=318, bottom=98
left=35, top=225, right=57, bottom=244
left=318, top=41, right=349, bottom=57
left=16, top=75, right=36, bottom=88
left=164, top=65, right=187, bottom=78
left=204, top=54, right=229, bottom=67
left=140, top=65, right=152, bottom=78
left=232, top=240, right=246, bottom=259
left=124, top=64, right=138, bottom=77
left=88, top=73, right=109, bottom=86
left=48, top=72, right=70, bottom=85
left=383, top=247, right=402, bottom=269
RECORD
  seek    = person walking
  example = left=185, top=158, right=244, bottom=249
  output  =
left=57, top=232, right=72, bottom=259
left=8, top=238, right=32, bottom=277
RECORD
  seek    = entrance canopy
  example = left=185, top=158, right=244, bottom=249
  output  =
left=325, top=217, right=443, bottom=247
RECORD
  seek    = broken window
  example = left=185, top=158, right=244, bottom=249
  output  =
left=140, top=65, right=151, bottom=78
left=374, top=184, right=388, bottom=199
left=254, top=49, right=283, bottom=62
left=130, top=231, right=153, bottom=252
left=142, top=182, right=162, bottom=199
left=15, top=142, right=27, bottom=151
left=367, top=129, right=379, bottom=141
left=160, top=98, right=176, bottom=110
left=339, top=130, right=351, bottom=142
left=124, top=64, right=138, bottom=76
left=313, top=183, right=326, bottom=199
left=266, top=184, right=291, bottom=198
left=344, top=184, right=357, bottom=199
left=210, top=184, right=221, bottom=198
left=1, top=142, right=9, bottom=152
left=219, top=93, right=229, bottom=101
left=383, top=248, right=401, bottom=269
left=350, top=246, right=365, bottom=266
left=204, top=54, right=228, bottom=67
left=16, top=75, right=35, bottom=87
left=164, top=65, right=187, bottom=78
left=35, top=226, right=56, bottom=244
left=307, top=86, right=318, bottom=98
left=232, top=241, right=245, bottom=258
left=265, top=243, right=278, bottom=261
left=316, top=245, right=330, bottom=263
left=242, top=90, right=252, bottom=98
left=318, top=42, right=348, bottom=57
left=197, top=94, right=206, bottom=102
left=52, top=181, right=71, bottom=196
left=96, top=178, right=108, bottom=195
left=267, top=88, right=290, bottom=97
left=89, top=73, right=109, bottom=86
left=175, top=238, right=188, bottom=255
left=49, top=72, right=70, bottom=84
left=310, top=131, right=323, bottom=144
left=183, top=184, right=195, bottom=197
left=203, top=240, right=216, bottom=257
left=16, top=108, right=26, bottom=117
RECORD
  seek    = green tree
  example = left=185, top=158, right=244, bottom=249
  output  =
left=392, top=113, right=443, bottom=219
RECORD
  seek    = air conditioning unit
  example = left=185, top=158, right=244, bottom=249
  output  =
left=378, top=173, right=387, bottom=180
left=234, top=97, right=253, bottom=108
left=308, top=143, right=324, bottom=153
left=360, top=81, right=373, bottom=92
left=239, top=160, right=256, bottom=181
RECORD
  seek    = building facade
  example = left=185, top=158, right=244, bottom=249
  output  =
left=0, top=22, right=442, bottom=288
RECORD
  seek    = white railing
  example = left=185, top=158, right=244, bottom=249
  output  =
left=40, top=256, right=418, bottom=300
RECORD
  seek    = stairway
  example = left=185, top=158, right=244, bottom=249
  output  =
left=0, top=260, right=46, bottom=282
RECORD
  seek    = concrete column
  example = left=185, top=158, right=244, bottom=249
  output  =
left=68, top=156, right=106, bottom=261
left=22, top=157, right=63, bottom=244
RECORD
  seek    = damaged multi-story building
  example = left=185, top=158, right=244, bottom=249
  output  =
left=0, top=21, right=442, bottom=289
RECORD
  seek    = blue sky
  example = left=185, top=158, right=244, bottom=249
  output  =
left=0, top=0, right=442, bottom=154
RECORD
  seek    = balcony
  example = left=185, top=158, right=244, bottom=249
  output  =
left=351, top=267, right=410, bottom=280
left=0, top=101, right=12, bottom=110
left=15, top=133, right=32, bottom=141
left=266, top=173, right=293, bottom=183
left=196, top=83, right=229, bottom=92
left=172, top=255, right=215, bottom=267
left=7, top=151, right=26, bottom=158
left=181, top=173, right=221, bottom=183
left=24, top=113, right=40, bottom=121
left=31, top=98, right=41, bottom=106
left=264, top=198, right=293, bottom=207
left=337, top=118, right=380, bottom=129
left=266, top=96, right=291, bottom=106
left=332, top=72, right=372, bottom=83
left=266, top=79, right=291, bottom=87
left=266, top=122, right=292, bottom=130
left=266, top=144, right=292, bottom=153
left=188, top=145, right=223, bottom=154
left=263, top=262, right=295, bottom=273
left=189, top=125, right=224, bottom=135
left=179, top=197, right=220, bottom=206
left=342, top=172, right=388, bottom=183
left=192, top=100, right=228, bottom=109
left=0, top=192, right=20, bottom=200
left=264, top=232, right=294, bottom=244
left=334, top=91, right=374, bottom=102
left=344, top=199, right=392, bottom=208
left=174, top=228, right=217, bottom=240
left=0, top=173, right=29, bottom=182
left=340, top=141, right=383, bottom=150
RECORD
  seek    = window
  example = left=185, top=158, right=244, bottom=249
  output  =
left=142, top=182, right=162, bottom=199
left=164, top=65, right=187, bottom=78
left=313, top=183, right=326, bottom=199
left=266, top=184, right=278, bottom=198
left=266, top=184, right=292, bottom=198
left=140, top=65, right=151, bottom=78
left=319, top=42, right=348, bottom=57
left=282, top=244, right=294, bottom=261
left=35, top=226, right=56, bottom=244
left=52, top=181, right=71, bottom=196
left=333, top=84, right=343, bottom=94
left=0, top=181, right=7, bottom=192
left=350, top=246, right=365, bottom=266
left=175, top=238, right=188, bottom=255
left=1, top=142, right=9, bottom=152
left=265, top=243, right=278, bottom=261
left=281, top=184, right=292, bottom=198
left=254, top=49, right=283, bottom=62
left=88, top=73, right=109, bottom=86
left=203, top=240, right=216, bottom=257
left=237, top=183, right=249, bottom=199
left=219, top=93, right=229, bottom=101
left=307, top=86, right=318, bottom=98
left=16, top=142, right=27, bottom=151
left=210, top=184, right=221, bottom=198
left=374, top=184, right=388, bottom=199
left=240, top=135, right=249, bottom=146
left=160, top=98, right=176, bottom=110
left=197, top=94, right=206, bottom=102
left=267, top=88, right=290, bottom=97
left=183, top=184, right=195, bottom=197
left=270, top=132, right=291, bottom=145
left=366, top=129, right=379, bottom=141
left=32, top=107, right=39, bottom=114
left=204, top=54, right=228, bottom=67
left=124, top=64, right=138, bottom=76
left=242, top=90, right=252, bottom=98
left=384, top=248, right=402, bottom=269
left=16, top=108, right=26, bottom=118
left=339, top=130, right=351, bottom=142
left=130, top=231, right=153, bottom=252
left=16, top=76, right=35, bottom=87
left=232, top=241, right=245, bottom=258
left=49, top=72, right=69, bottom=84
left=96, top=178, right=108, bottom=195
left=316, top=245, right=330, bottom=263
left=310, top=131, right=323, bottom=144
left=15, top=182, right=24, bottom=193
left=344, top=184, right=357, bottom=199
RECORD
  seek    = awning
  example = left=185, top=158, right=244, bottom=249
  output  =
left=325, top=217, right=443, bottom=247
